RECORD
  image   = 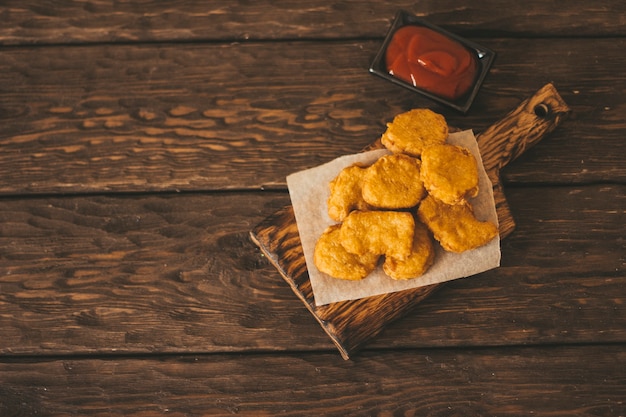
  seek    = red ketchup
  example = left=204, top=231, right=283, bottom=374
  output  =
left=385, top=25, right=478, bottom=100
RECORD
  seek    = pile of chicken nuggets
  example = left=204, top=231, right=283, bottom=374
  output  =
left=314, top=108, right=498, bottom=281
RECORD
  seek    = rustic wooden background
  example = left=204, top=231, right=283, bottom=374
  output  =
left=0, top=1, right=624, bottom=415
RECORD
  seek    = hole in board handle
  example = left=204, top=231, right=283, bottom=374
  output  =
left=534, top=103, right=550, bottom=118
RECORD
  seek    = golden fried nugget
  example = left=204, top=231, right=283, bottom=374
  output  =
left=327, top=164, right=371, bottom=222
left=381, top=108, right=448, bottom=157
left=420, top=144, right=479, bottom=205
left=361, top=154, right=426, bottom=209
left=340, top=211, right=415, bottom=260
left=417, top=195, right=498, bottom=253
left=383, top=222, right=435, bottom=280
left=314, top=225, right=380, bottom=280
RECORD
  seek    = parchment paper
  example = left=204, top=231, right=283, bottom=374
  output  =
left=287, top=130, right=501, bottom=306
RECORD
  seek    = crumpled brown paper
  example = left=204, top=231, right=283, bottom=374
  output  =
left=287, top=130, right=500, bottom=306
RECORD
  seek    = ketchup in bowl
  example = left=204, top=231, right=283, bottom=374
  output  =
left=385, top=25, right=478, bottom=101
left=369, top=11, right=495, bottom=113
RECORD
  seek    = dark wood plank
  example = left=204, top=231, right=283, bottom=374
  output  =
left=1, top=0, right=624, bottom=45
left=0, top=192, right=318, bottom=355
left=0, top=345, right=624, bottom=416
left=0, top=38, right=624, bottom=195
left=0, top=186, right=623, bottom=356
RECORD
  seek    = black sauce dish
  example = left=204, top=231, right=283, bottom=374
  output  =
left=369, top=10, right=496, bottom=113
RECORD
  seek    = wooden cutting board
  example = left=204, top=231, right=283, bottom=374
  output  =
left=250, top=83, right=570, bottom=359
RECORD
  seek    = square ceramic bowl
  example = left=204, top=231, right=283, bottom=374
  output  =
left=369, top=10, right=496, bottom=113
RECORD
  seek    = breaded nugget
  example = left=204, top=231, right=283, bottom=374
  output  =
left=381, top=108, right=448, bottom=157
left=340, top=211, right=415, bottom=260
left=314, top=225, right=380, bottom=280
left=327, top=164, right=370, bottom=222
left=420, top=144, right=479, bottom=205
left=383, top=222, right=435, bottom=280
left=361, top=154, right=426, bottom=209
left=417, top=195, right=498, bottom=253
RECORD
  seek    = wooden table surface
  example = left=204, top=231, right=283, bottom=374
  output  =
left=1, top=1, right=625, bottom=416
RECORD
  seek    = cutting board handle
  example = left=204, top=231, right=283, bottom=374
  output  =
left=477, top=83, right=571, bottom=238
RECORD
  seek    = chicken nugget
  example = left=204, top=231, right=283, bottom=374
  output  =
left=314, top=225, right=380, bottom=280
left=340, top=211, right=415, bottom=260
left=417, top=195, right=498, bottom=253
left=420, top=144, right=479, bottom=205
left=361, top=154, right=426, bottom=209
left=383, top=222, right=435, bottom=280
left=381, top=108, right=448, bottom=157
left=327, top=164, right=371, bottom=222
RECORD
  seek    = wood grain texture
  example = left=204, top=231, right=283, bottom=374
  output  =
left=0, top=1, right=623, bottom=414
left=251, top=85, right=570, bottom=358
left=0, top=39, right=624, bottom=194
left=0, top=186, right=623, bottom=356
left=1, top=0, right=624, bottom=45
left=0, top=192, right=323, bottom=355
left=0, top=345, right=624, bottom=416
